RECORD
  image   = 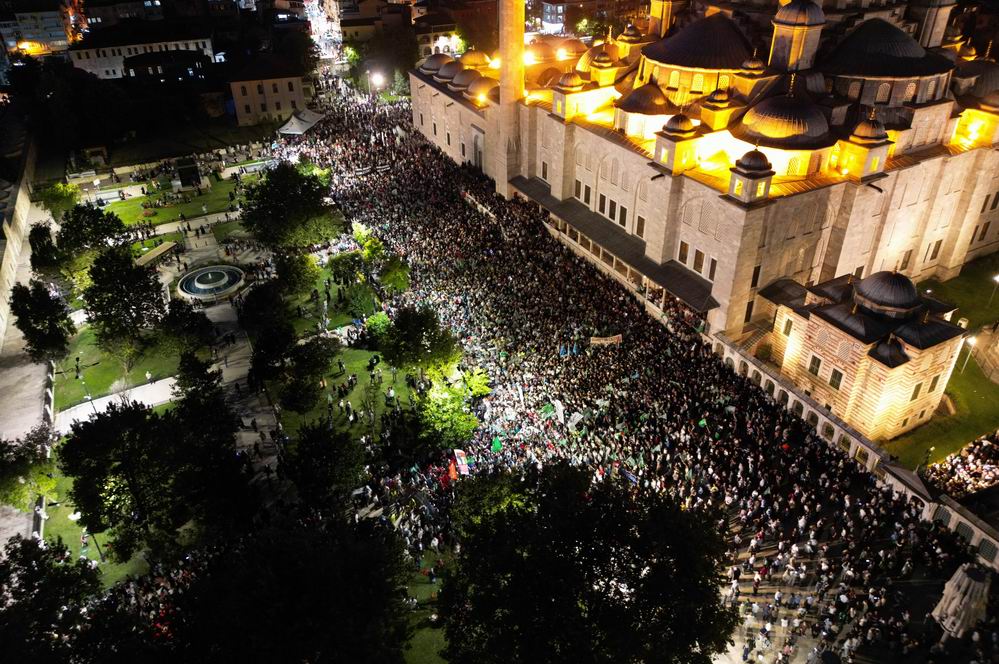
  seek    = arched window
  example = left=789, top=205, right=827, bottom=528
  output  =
left=927, top=78, right=937, bottom=99
left=668, top=70, right=680, bottom=89
left=718, top=74, right=730, bottom=90
left=611, top=158, right=620, bottom=185
left=787, top=157, right=801, bottom=176
left=847, top=81, right=861, bottom=100
left=691, top=73, right=704, bottom=94
left=876, top=82, right=891, bottom=103
left=575, top=146, right=584, bottom=165
left=904, top=81, right=917, bottom=102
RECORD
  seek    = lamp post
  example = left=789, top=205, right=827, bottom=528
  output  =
left=989, top=273, right=999, bottom=306
left=960, top=336, right=978, bottom=373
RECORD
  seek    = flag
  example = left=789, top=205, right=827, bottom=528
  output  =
left=698, top=418, right=708, bottom=428
left=448, top=460, right=458, bottom=481
left=491, top=437, right=503, bottom=452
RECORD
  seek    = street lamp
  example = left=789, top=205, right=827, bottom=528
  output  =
left=989, top=273, right=999, bottom=306
left=960, top=336, right=978, bottom=373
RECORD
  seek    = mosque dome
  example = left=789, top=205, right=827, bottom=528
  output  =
left=576, top=43, right=619, bottom=73
left=435, top=61, right=464, bottom=81
left=742, top=56, right=766, bottom=72
left=420, top=53, right=454, bottom=73
left=465, top=76, right=499, bottom=101
left=853, top=271, right=921, bottom=318
left=460, top=49, right=490, bottom=68
left=819, top=19, right=953, bottom=77
left=774, top=0, right=825, bottom=27
left=734, top=93, right=832, bottom=149
left=450, top=68, right=482, bottom=91
left=557, top=71, right=585, bottom=90
left=526, top=42, right=555, bottom=62
left=642, top=14, right=752, bottom=70
left=851, top=115, right=888, bottom=143
left=960, top=42, right=977, bottom=59
left=592, top=47, right=615, bottom=67
left=617, top=82, right=671, bottom=115
left=560, top=38, right=588, bottom=55
left=735, top=149, right=772, bottom=173
left=619, top=23, right=643, bottom=43
left=663, top=113, right=695, bottom=137
left=706, top=87, right=731, bottom=106
left=536, top=67, right=561, bottom=87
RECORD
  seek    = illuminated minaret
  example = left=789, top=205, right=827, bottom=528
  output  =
left=490, top=0, right=525, bottom=198
left=649, top=0, right=687, bottom=39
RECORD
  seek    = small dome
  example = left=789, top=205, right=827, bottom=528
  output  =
left=663, top=113, right=695, bottom=136
left=742, top=56, right=765, bottom=72
left=466, top=76, right=499, bottom=101
left=526, top=42, right=555, bottom=62
left=734, top=93, right=832, bottom=149
left=450, top=68, right=482, bottom=91
left=460, top=49, right=490, bottom=68
left=774, top=0, right=825, bottom=27
left=592, top=47, right=614, bottom=67
left=577, top=43, right=619, bottom=73
left=619, top=23, right=643, bottom=43
left=853, top=271, right=921, bottom=318
left=735, top=149, right=772, bottom=173
left=960, top=43, right=977, bottom=58
left=558, top=71, right=585, bottom=90
left=536, top=67, right=561, bottom=87
left=420, top=53, right=454, bottom=73
left=851, top=115, right=888, bottom=142
left=706, top=87, right=731, bottom=105
left=617, top=82, right=671, bottom=115
left=435, top=61, right=464, bottom=81
left=560, top=38, right=588, bottom=55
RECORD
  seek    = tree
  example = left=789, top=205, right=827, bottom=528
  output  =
left=378, top=255, right=410, bottom=295
left=416, top=381, right=479, bottom=450
left=173, top=351, right=222, bottom=399
left=158, top=524, right=412, bottom=663
left=275, top=252, right=322, bottom=295
left=439, top=464, right=739, bottom=664
left=288, top=336, right=342, bottom=379
left=329, top=250, right=363, bottom=285
left=83, top=246, right=166, bottom=363
left=391, top=69, right=410, bottom=96
left=241, top=162, right=341, bottom=248
left=9, top=280, right=76, bottom=362
left=0, top=425, right=57, bottom=511
left=281, top=423, right=364, bottom=511
left=56, top=203, right=126, bottom=256
left=365, top=311, right=391, bottom=345
left=0, top=535, right=101, bottom=661
left=35, top=182, right=81, bottom=221
left=382, top=305, right=461, bottom=377
left=461, top=367, right=492, bottom=398
left=361, top=236, right=385, bottom=265
left=158, top=299, right=214, bottom=353
left=27, top=223, right=61, bottom=274
left=343, top=283, right=376, bottom=319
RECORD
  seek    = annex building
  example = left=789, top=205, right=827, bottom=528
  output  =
left=408, top=0, right=999, bottom=442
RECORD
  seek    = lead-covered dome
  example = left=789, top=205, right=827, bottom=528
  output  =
left=617, top=82, right=671, bottom=115
left=735, top=149, right=772, bottom=173
left=557, top=71, right=585, bottom=90
left=460, top=49, right=490, bottom=68
left=450, top=68, right=482, bottom=91
left=774, top=0, right=825, bottom=26
left=435, top=60, right=464, bottom=81
left=642, top=13, right=752, bottom=70
left=619, top=23, right=643, bottom=43
left=853, top=271, right=921, bottom=319
left=419, top=53, right=454, bottom=73
left=819, top=18, right=953, bottom=77
left=851, top=115, right=888, bottom=143
left=663, top=113, right=695, bottom=137
left=734, top=93, right=832, bottom=149
left=465, top=76, right=499, bottom=101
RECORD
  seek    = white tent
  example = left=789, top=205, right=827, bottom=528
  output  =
left=277, top=109, right=326, bottom=135
left=932, top=562, right=991, bottom=639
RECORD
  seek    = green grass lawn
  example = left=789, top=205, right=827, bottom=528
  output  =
left=44, top=470, right=149, bottom=587
left=920, top=252, right=999, bottom=331
left=130, top=231, right=183, bottom=257
left=105, top=178, right=242, bottom=226
left=885, top=355, right=999, bottom=469
left=277, top=347, right=411, bottom=437
left=54, top=327, right=181, bottom=411
left=405, top=552, right=448, bottom=664
left=287, top=268, right=377, bottom=337
left=212, top=220, right=249, bottom=242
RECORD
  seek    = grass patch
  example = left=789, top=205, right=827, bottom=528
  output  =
left=54, top=327, right=181, bottom=411
left=104, top=178, right=244, bottom=226
left=130, top=231, right=183, bottom=257
left=287, top=268, right=377, bottom=337
left=405, top=552, right=447, bottom=664
left=920, top=252, right=999, bottom=331
left=212, top=220, right=248, bottom=242
left=276, top=347, right=411, bottom=438
left=44, top=469, right=148, bottom=587
left=885, top=356, right=999, bottom=469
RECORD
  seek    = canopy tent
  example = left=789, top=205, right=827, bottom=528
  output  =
left=277, top=109, right=326, bottom=135
left=932, top=562, right=991, bottom=639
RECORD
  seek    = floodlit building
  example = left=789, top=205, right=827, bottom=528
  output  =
left=229, top=56, right=308, bottom=126
left=68, top=20, right=214, bottom=79
left=1, top=0, right=75, bottom=55
left=410, top=0, right=999, bottom=439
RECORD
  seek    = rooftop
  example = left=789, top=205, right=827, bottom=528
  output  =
left=71, top=19, right=212, bottom=50
left=229, top=55, right=304, bottom=82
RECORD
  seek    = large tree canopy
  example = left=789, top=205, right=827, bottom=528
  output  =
left=439, top=464, right=739, bottom=664
left=9, top=280, right=76, bottom=362
left=0, top=425, right=57, bottom=511
left=382, top=305, right=460, bottom=376
left=241, top=162, right=341, bottom=248
left=281, top=423, right=364, bottom=512
left=56, top=203, right=126, bottom=257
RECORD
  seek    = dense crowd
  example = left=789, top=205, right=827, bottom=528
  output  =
left=266, top=83, right=998, bottom=663
left=927, top=433, right=999, bottom=499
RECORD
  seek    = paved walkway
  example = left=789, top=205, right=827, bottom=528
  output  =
left=54, top=377, right=177, bottom=435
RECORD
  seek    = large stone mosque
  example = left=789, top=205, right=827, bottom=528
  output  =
left=409, top=0, right=999, bottom=442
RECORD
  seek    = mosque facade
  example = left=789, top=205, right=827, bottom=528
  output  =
left=409, top=0, right=997, bottom=441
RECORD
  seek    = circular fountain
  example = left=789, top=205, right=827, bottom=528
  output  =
left=178, top=265, right=245, bottom=300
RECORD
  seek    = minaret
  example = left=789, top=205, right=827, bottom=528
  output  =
left=649, top=0, right=688, bottom=40
left=769, top=0, right=825, bottom=72
left=491, top=0, right=525, bottom=198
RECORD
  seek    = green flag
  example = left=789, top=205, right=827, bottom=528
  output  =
left=491, top=438, right=503, bottom=452
left=698, top=418, right=708, bottom=428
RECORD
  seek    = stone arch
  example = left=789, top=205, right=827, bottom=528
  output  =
left=821, top=422, right=835, bottom=439
left=714, top=342, right=724, bottom=356
left=764, top=380, right=775, bottom=395
left=777, top=390, right=789, bottom=405
left=738, top=360, right=748, bottom=376
left=724, top=357, right=735, bottom=369
left=751, top=370, right=761, bottom=384
left=806, top=411, right=819, bottom=427
left=792, top=400, right=804, bottom=416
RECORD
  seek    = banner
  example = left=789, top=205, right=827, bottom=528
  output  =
left=453, top=449, right=470, bottom=475
left=553, top=399, right=565, bottom=425
left=491, top=437, right=503, bottom=453
left=567, top=412, right=584, bottom=432
left=590, top=334, right=623, bottom=346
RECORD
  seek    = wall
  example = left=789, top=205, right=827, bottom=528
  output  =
left=0, top=141, right=37, bottom=344
left=231, top=76, right=306, bottom=126
left=70, top=38, right=214, bottom=79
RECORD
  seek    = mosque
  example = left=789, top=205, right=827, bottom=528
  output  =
left=408, top=0, right=999, bottom=442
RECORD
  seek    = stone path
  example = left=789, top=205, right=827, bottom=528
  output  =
left=54, top=377, right=177, bottom=435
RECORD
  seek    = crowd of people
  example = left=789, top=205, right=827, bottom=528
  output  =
left=265, top=82, right=997, bottom=663
left=927, top=434, right=999, bottom=499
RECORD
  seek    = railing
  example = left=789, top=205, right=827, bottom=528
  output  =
left=715, top=332, right=999, bottom=571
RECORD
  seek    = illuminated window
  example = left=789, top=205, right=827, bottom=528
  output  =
left=808, top=355, right=821, bottom=376
left=708, top=258, right=717, bottom=281
left=829, top=369, right=843, bottom=390
left=691, top=74, right=704, bottom=94
left=755, top=181, right=766, bottom=198
left=870, top=156, right=879, bottom=172
left=636, top=216, right=645, bottom=239
left=659, top=146, right=670, bottom=163
left=678, top=241, right=689, bottom=264
left=718, top=74, right=730, bottom=90
left=668, top=70, right=680, bottom=88
left=693, top=250, right=704, bottom=273
left=783, top=318, right=793, bottom=336
left=911, top=382, right=923, bottom=401
left=927, top=79, right=937, bottom=99
left=904, top=82, right=916, bottom=102
left=876, top=82, right=891, bottom=103
left=733, top=179, right=744, bottom=196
